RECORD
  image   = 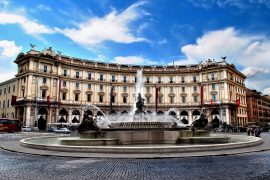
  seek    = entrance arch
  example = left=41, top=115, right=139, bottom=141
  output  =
left=192, top=110, right=200, bottom=121
left=38, top=107, right=48, bottom=130
left=72, top=109, right=80, bottom=123
left=85, top=110, right=93, bottom=116
left=121, top=110, right=128, bottom=115
left=169, top=111, right=177, bottom=118
left=180, top=111, right=189, bottom=124
left=211, top=109, right=220, bottom=128
left=59, top=109, right=68, bottom=123
left=157, top=111, right=164, bottom=115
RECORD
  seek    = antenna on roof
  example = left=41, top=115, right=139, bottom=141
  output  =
left=221, top=56, right=227, bottom=61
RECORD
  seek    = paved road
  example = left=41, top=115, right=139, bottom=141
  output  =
left=1, top=133, right=270, bottom=180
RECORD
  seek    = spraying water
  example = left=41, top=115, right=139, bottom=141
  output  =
left=132, top=69, right=144, bottom=114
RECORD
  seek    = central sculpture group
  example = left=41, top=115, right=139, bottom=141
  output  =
left=77, top=93, right=208, bottom=133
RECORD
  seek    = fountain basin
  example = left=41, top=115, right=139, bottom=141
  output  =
left=79, top=129, right=209, bottom=145
left=177, top=136, right=231, bottom=144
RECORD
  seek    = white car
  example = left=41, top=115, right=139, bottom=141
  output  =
left=21, top=126, right=32, bottom=132
left=54, top=127, right=70, bottom=134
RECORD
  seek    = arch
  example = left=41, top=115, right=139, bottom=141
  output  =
left=38, top=107, right=47, bottom=130
left=85, top=110, right=93, bottom=116
left=121, top=110, right=128, bottom=115
left=180, top=110, right=188, bottom=116
left=157, top=111, right=164, bottom=115
left=72, top=109, right=80, bottom=123
left=97, top=111, right=104, bottom=116
left=59, top=108, right=68, bottom=123
left=169, top=111, right=177, bottom=118
left=180, top=110, right=189, bottom=124
left=211, top=109, right=219, bottom=115
left=59, top=109, right=68, bottom=115
left=192, top=110, right=200, bottom=121
left=72, top=109, right=80, bottom=115
left=192, top=110, right=200, bottom=116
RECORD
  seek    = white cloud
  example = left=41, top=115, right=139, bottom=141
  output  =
left=112, top=56, right=157, bottom=65
left=0, top=40, right=22, bottom=59
left=37, top=4, right=51, bottom=11
left=170, top=27, right=270, bottom=92
left=242, top=67, right=270, bottom=77
left=58, top=1, right=148, bottom=48
left=0, top=12, right=54, bottom=34
left=0, top=40, right=20, bottom=83
left=263, top=87, right=270, bottom=95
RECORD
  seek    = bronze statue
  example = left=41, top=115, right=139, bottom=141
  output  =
left=190, top=112, right=208, bottom=130
left=135, top=93, right=146, bottom=115
left=77, top=112, right=100, bottom=132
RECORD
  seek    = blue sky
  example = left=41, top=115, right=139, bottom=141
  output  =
left=0, top=0, right=270, bottom=94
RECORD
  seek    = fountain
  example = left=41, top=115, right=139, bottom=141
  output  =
left=18, top=70, right=262, bottom=156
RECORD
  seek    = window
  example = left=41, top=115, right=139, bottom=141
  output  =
left=193, top=76, right=197, bottom=82
left=123, top=76, right=127, bottom=82
left=181, top=77, right=185, bottom=83
left=0, top=89, right=1, bottom=95
left=63, top=69, right=67, bottom=76
left=4, top=88, right=6, bottom=94
left=99, top=95, right=103, bottom=103
left=7, top=99, right=9, bottom=108
left=147, top=87, right=150, bottom=93
left=182, top=87, right=185, bottom=92
left=170, top=96, right=174, bottom=104
left=212, top=94, right=216, bottom=102
left=75, top=93, right=79, bottom=101
left=87, top=83, right=91, bottom=89
left=135, top=77, right=137, bottom=83
left=212, top=83, right=216, bottom=90
left=123, top=86, right=127, bottom=92
left=123, top=96, right=127, bottom=104
left=158, top=96, right=162, bottom=104
left=158, top=87, right=161, bottom=92
left=170, top=87, right=173, bottom=93
left=146, top=97, right=150, bottom=104
left=100, top=85, right=103, bottom=91
left=193, top=86, right=197, bottom=92
left=22, top=89, right=25, bottom=97
left=63, top=81, right=66, bottom=87
left=182, top=96, right=186, bottom=103
left=88, top=73, right=91, bottom=80
left=111, top=75, right=115, bottom=82
left=146, top=77, right=150, bottom=83
left=13, top=85, right=15, bottom=92
left=0, top=101, right=1, bottom=108
left=100, top=74, right=103, bottom=81
left=75, top=83, right=79, bottom=88
left=42, top=77, right=46, bottom=84
left=76, top=71, right=79, bottom=78
left=170, top=77, right=173, bottom=83
left=3, top=100, right=5, bottom=108
left=43, top=65, right=47, bottom=73
left=41, top=90, right=46, bottom=99
left=87, top=94, right=91, bottom=102
left=8, top=86, right=10, bottom=93
left=62, top=92, right=66, bottom=100
left=194, top=96, right=198, bottom=103
left=158, top=77, right=161, bottom=83
left=211, top=73, right=215, bottom=80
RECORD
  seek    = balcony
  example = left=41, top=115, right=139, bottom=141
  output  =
left=98, top=78, right=105, bottom=81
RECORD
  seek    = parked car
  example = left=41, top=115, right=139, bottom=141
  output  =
left=21, top=126, right=32, bottom=132
left=54, top=127, right=70, bottom=134
left=48, top=126, right=58, bottom=132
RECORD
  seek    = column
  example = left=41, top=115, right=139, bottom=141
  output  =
left=188, top=110, right=192, bottom=125
left=25, top=106, right=31, bottom=126
left=68, top=109, right=72, bottom=123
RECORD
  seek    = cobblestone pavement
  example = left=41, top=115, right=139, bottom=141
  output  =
left=1, top=133, right=270, bottom=180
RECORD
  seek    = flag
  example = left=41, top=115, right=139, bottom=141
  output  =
left=58, top=79, right=61, bottom=108
left=200, top=84, right=204, bottom=106
left=47, top=95, right=51, bottom=108
left=236, top=98, right=240, bottom=108
left=11, top=95, right=17, bottom=106
left=155, top=85, right=158, bottom=113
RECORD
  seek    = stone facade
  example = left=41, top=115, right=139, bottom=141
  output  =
left=14, top=48, right=247, bottom=129
left=0, top=78, right=17, bottom=119
left=246, top=89, right=270, bottom=125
